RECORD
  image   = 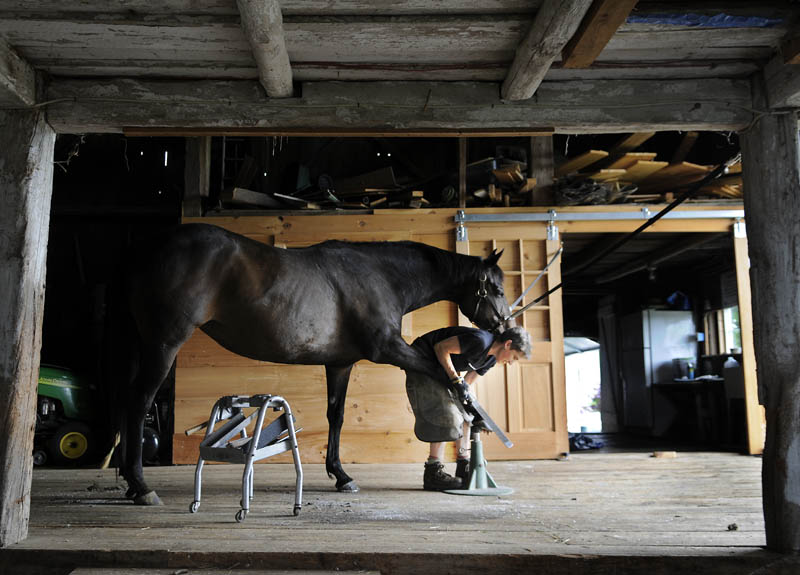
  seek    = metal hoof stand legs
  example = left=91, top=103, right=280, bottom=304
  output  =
left=444, top=427, right=514, bottom=496
left=444, top=394, right=514, bottom=496
left=188, top=394, right=303, bottom=520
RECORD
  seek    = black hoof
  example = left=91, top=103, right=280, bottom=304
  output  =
left=336, top=480, right=359, bottom=493
left=133, top=490, right=163, bottom=506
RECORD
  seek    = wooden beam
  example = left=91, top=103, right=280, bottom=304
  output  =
left=501, top=0, right=593, bottom=100
left=764, top=52, right=800, bottom=109
left=781, top=35, right=800, bottom=65
left=670, top=131, right=699, bottom=164
left=183, top=136, right=211, bottom=218
left=0, top=39, right=35, bottom=107
left=528, top=136, right=554, bottom=205
left=732, top=224, right=764, bottom=457
left=44, top=78, right=753, bottom=134
left=595, top=233, right=721, bottom=284
left=555, top=150, right=607, bottom=176
left=458, top=137, right=467, bottom=209
left=740, top=78, right=800, bottom=552
left=561, top=0, right=639, bottom=69
left=236, top=0, right=293, bottom=98
left=610, top=132, right=655, bottom=155
left=0, top=110, right=55, bottom=547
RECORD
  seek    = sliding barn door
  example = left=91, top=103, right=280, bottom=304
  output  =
left=457, top=223, right=568, bottom=459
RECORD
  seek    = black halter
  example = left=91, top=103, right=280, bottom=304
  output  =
left=472, top=272, right=505, bottom=333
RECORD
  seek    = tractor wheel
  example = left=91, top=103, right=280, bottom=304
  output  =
left=47, top=422, right=93, bottom=465
left=32, top=449, right=47, bottom=467
left=142, top=426, right=161, bottom=465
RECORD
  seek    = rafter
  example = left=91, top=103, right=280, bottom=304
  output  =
left=561, top=0, right=639, bottom=69
left=236, top=0, right=293, bottom=98
left=501, top=0, right=592, bottom=101
left=0, top=39, right=35, bottom=107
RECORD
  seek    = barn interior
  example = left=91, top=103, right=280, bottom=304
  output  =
left=42, top=130, right=746, bottom=463
left=2, top=0, right=800, bottom=573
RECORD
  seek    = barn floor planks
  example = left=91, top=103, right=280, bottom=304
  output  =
left=2, top=452, right=798, bottom=575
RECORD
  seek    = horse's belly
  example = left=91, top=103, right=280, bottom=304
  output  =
left=200, top=306, right=360, bottom=365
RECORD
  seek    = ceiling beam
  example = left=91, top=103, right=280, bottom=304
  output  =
left=236, top=0, right=293, bottom=98
left=0, top=39, right=35, bottom=107
left=561, top=0, right=639, bottom=69
left=43, top=78, right=752, bottom=134
left=501, top=0, right=592, bottom=101
left=595, top=234, right=724, bottom=284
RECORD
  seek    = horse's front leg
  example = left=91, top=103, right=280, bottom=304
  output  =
left=324, top=363, right=359, bottom=492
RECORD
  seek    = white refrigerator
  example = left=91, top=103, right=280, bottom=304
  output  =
left=620, top=309, right=697, bottom=430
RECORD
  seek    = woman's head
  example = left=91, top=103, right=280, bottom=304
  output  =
left=494, top=326, right=532, bottom=363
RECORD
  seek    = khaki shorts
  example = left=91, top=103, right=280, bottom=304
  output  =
left=405, top=371, right=472, bottom=443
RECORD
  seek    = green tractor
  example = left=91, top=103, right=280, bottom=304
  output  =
left=34, top=365, right=99, bottom=466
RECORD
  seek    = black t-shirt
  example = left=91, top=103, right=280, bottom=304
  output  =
left=412, top=326, right=497, bottom=381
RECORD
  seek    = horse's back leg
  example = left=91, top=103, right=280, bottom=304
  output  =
left=325, top=364, right=358, bottom=492
left=123, top=338, right=186, bottom=505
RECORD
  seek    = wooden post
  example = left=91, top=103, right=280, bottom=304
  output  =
left=528, top=136, right=554, bottom=205
left=732, top=223, right=765, bottom=456
left=183, top=136, right=211, bottom=218
left=458, top=137, right=467, bottom=209
left=740, top=81, right=800, bottom=552
left=0, top=110, right=55, bottom=547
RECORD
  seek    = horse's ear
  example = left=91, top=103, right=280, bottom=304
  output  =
left=485, top=248, right=504, bottom=267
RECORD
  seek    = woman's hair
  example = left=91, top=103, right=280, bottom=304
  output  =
left=496, top=326, right=532, bottom=358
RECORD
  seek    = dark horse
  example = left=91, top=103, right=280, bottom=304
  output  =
left=120, top=223, right=510, bottom=504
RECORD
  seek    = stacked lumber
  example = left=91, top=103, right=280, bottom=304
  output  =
left=332, top=167, right=430, bottom=209
left=553, top=134, right=743, bottom=205
left=467, top=158, right=536, bottom=207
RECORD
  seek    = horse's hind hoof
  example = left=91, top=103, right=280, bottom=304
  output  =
left=337, top=480, right=359, bottom=493
left=134, top=490, right=163, bottom=506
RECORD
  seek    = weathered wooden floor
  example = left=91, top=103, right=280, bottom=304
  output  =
left=2, top=452, right=798, bottom=574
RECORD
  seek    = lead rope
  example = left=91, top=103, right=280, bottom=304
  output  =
left=504, top=152, right=741, bottom=324
left=503, top=246, right=563, bottom=324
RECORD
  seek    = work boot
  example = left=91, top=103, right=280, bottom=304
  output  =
left=455, top=458, right=470, bottom=488
left=423, top=461, right=462, bottom=491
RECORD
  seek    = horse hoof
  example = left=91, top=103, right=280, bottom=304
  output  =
left=134, top=490, right=163, bottom=506
left=337, top=480, right=359, bottom=493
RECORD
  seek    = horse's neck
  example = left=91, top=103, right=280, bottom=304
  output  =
left=394, top=247, right=474, bottom=313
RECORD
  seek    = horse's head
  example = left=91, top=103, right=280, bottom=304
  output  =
left=459, top=249, right=513, bottom=333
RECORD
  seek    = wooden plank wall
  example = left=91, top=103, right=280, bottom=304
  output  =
left=174, top=206, right=743, bottom=465
left=174, top=211, right=461, bottom=464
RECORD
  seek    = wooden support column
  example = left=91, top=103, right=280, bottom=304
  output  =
left=458, top=137, right=467, bottom=208
left=732, top=222, right=765, bottom=456
left=528, top=135, right=554, bottom=205
left=740, top=80, right=800, bottom=551
left=183, top=136, right=211, bottom=218
left=0, top=38, right=35, bottom=107
left=0, top=110, right=55, bottom=548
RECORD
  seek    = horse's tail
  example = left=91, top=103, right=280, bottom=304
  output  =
left=100, top=254, right=141, bottom=474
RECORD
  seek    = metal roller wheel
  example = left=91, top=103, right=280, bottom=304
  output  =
left=189, top=501, right=200, bottom=513
left=293, top=505, right=301, bottom=516
left=235, top=509, right=248, bottom=523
